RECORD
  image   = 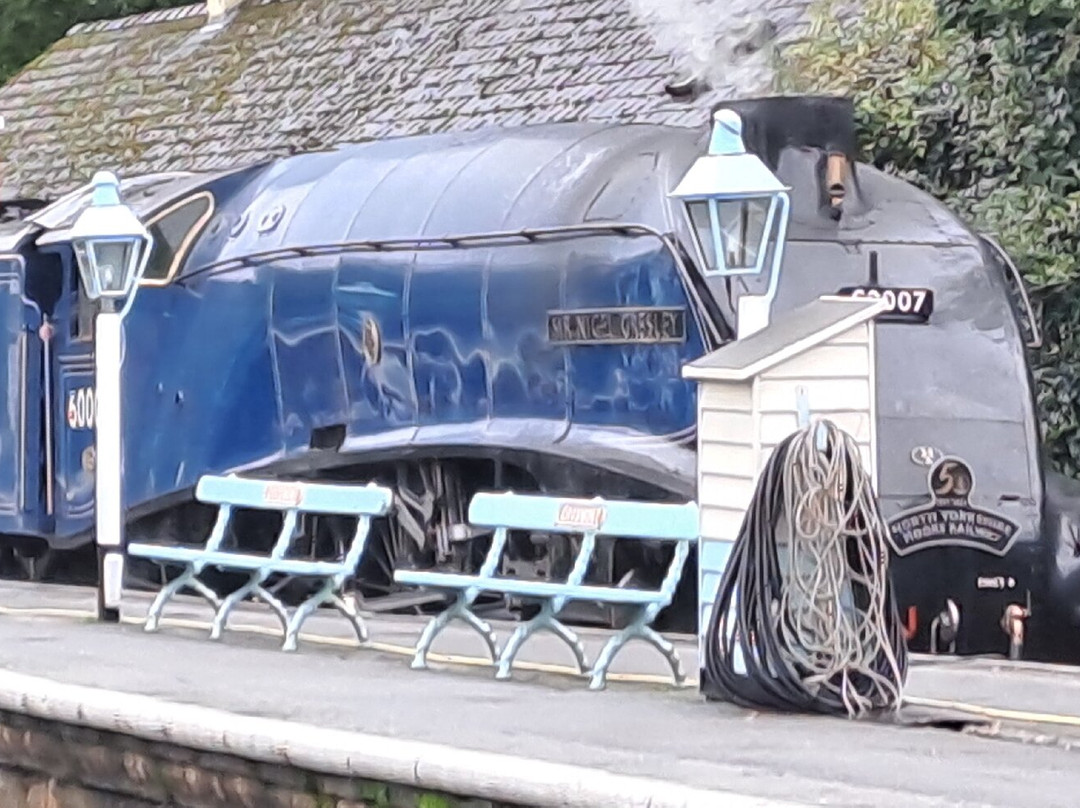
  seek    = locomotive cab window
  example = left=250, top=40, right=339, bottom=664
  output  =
left=140, top=192, right=215, bottom=285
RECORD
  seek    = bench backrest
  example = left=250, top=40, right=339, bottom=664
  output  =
left=196, top=475, right=393, bottom=516
left=467, top=492, right=698, bottom=613
left=194, top=474, right=393, bottom=566
left=468, top=492, right=698, bottom=542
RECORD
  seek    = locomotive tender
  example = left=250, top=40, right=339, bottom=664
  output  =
left=2, top=95, right=1079, bottom=661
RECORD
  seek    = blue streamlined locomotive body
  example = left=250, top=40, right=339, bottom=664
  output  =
left=1, top=97, right=1079, bottom=661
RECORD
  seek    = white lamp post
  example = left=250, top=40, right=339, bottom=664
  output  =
left=670, top=109, right=792, bottom=339
left=69, top=171, right=153, bottom=622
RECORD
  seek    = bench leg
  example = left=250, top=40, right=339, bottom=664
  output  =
left=253, top=586, right=291, bottom=635
left=495, top=604, right=587, bottom=681
left=588, top=620, right=685, bottom=691
left=209, top=582, right=254, bottom=640
left=411, top=595, right=499, bottom=671
left=282, top=579, right=367, bottom=652
left=209, top=573, right=288, bottom=641
left=255, top=583, right=291, bottom=635
left=144, top=567, right=222, bottom=632
left=329, top=593, right=369, bottom=646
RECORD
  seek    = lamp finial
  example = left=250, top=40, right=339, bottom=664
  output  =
left=709, top=109, right=746, bottom=157
left=89, top=171, right=122, bottom=207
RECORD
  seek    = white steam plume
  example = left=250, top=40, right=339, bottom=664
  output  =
left=626, top=0, right=785, bottom=95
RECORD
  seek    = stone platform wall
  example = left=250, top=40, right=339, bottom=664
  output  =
left=0, top=709, right=517, bottom=808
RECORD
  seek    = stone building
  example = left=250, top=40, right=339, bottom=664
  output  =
left=0, top=0, right=828, bottom=201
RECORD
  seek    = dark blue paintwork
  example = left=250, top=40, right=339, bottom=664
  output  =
left=0, top=125, right=716, bottom=545
left=0, top=258, right=42, bottom=526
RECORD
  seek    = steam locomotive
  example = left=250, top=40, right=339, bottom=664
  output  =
left=1, top=95, right=1078, bottom=662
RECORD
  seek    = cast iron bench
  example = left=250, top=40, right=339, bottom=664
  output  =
left=393, top=491, right=699, bottom=690
left=127, top=474, right=393, bottom=651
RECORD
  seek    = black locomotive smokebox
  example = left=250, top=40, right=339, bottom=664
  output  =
left=713, top=95, right=863, bottom=222
left=712, top=95, right=858, bottom=169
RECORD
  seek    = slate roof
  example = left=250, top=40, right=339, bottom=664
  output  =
left=0, top=0, right=822, bottom=200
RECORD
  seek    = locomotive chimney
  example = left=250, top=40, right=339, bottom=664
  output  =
left=711, top=95, right=862, bottom=221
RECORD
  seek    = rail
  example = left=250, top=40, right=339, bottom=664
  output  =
left=394, top=491, right=699, bottom=690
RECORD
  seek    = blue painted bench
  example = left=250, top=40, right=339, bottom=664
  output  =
left=393, top=492, right=699, bottom=690
left=127, top=474, right=393, bottom=651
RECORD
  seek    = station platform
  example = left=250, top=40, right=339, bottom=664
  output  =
left=1, top=579, right=1079, bottom=807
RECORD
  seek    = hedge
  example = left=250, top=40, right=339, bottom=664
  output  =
left=775, top=0, right=1080, bottom=476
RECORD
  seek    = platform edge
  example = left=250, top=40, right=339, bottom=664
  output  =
left=0, top=668, right=803, bottom=808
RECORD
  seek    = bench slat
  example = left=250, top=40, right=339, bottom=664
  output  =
left=195, top=474, right=394, bottom=515
left=256, top=558, right=352, bottom=577
left=130, top=544, right=355, bottom=578
left=393, top=570, right=664, bottom=605
left=467, top=492, right=698, bottom=541
left=128, top=543, right=206, bottom=562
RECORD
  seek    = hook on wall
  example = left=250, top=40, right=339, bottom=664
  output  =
left=796, top=385, right=827, bottom=452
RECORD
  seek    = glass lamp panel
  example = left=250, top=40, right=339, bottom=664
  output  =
left=90, top=239, right=137, bottom=295
left=686, top=199, right=717, bottom=272
left=72, top=240, right=99, bottom=298
left=715, top=196, right=772, bottom=271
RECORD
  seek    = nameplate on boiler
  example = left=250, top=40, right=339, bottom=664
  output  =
left=547, top=306, right=686, bottom=346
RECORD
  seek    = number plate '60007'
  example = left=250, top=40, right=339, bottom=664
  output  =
left=67, top=386, right=96, bottom=431
left=835, top=286, right=934, bottom=323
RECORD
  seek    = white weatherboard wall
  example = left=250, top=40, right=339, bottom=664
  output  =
left=684, top=296, right=884, bottom=652
left=756, top=322, right=877, bottom=481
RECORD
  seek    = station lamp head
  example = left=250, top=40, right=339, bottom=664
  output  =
left=670, top=109, right=791, bottom=278
left=69, top=171, right=153, bottom=301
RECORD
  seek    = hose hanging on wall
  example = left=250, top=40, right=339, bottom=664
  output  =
left=702, top=420, right=908, bottom=718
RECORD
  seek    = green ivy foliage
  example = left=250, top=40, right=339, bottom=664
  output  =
left=775, top=0, right=1080, bottom=476
left=0, top=0, right=190, bottom=84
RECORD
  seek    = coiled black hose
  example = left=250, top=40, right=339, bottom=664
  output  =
left=702, top=421, right=908, bottom=718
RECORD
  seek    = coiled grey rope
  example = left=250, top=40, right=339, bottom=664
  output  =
left=703, top=419, right=908, bottom=718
